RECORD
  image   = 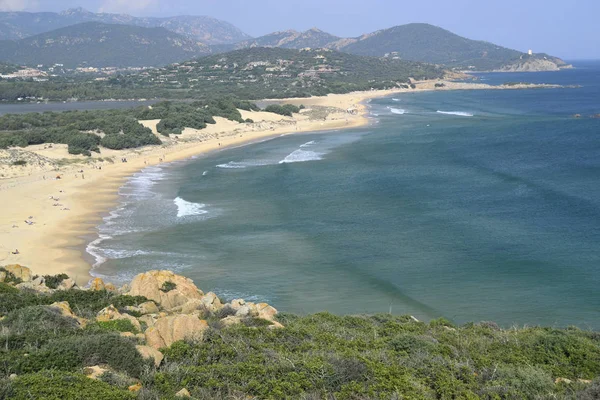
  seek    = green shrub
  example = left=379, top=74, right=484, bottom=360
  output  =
left=11, top=160, right=26, bottom=166
left=21, top=334, right=148, bottom=377
left=160, top=281, right=177, bottom=293
left=264, top=104, right=301, bottom=117
left=43, top=273, right=69, bottom=289
left=0, top=267, right=22, bottom=285
left=86, top=319, right=140, bottom=334
left=0, top=306, right=80, bottom=349
left=10, top=371, right=135, bottom=400
left=0, top=282, right=19, bottom=294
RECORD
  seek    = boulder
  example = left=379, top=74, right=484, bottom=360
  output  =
left=120, top=332, right=135, bottom=338
left=84, top=365, right=109, bottom=380
left=105, top=283, right=117, bottom=292
left=16, top=281, right=53, bottom=293
left=175, top=388, right=192, bottom=398
left=200, top=292, right=223, bottom=312
left=31, top=276, right=45, bottom=286
left=268, top=321, right=285, bottom=330
left=57, top=278, right=77, bottom=290
left=256, top=303, right=278, bottom=321
left=230, top=299, right=246, bottom=310
left=136, top=345, right=164, bottom=367
left=4, top=264, right=32, bottom=282
left=47, top=301, right=86, bottom=327
left=139, top=314, right=159, bottom=329
left=144, top=314, right=209, bottom=349
left=220, top=316, right=243, bottom=327
left=235, top=305, right=251, bottom=318
left=0, top=271, right=6, bottom=282
left=555, top=377, right=572, bottom=384
left=90, top=277, right=106, bottom=291
left=128, top=383, right=142, bottom=393
left=127, top=270, right=204, bottom=310
left=96, top=305, right=141, bottom=332
left=139, top=301, right=160, bottom=314
left=125, top=301, right=159, bottom=316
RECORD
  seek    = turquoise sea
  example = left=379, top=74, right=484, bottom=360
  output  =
left=90, top=61, right=600, bottom=328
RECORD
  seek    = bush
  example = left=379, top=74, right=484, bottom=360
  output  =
left=86, top=319, right=140, bottom=334
left=10, top=371, right=135, bottom=400
left=264, top=104, right=301, bottom=117
left=11, top=160, right=26, bottom=166
left=21, top=334, right=148, bottom=377
left=160, top=281, right=177, bottom=293
left=43, top=273, right=69, bottom=289
left=0, top=267, right=22, bottom=285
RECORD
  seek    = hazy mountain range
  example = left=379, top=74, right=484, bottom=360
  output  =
left=0, top=7, right=250, bottom=44
left=0, top=9, right=570, bottom=72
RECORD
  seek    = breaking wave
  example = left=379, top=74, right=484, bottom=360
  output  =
left=279, top=149, right=323, bottom=164
left=436, top=111, right=474, bottom=117
left=389, top=107, right=406, bottom=115
left=174, top=197, right=208, bottom=218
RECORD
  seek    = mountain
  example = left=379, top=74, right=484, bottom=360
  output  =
left=217, top=23, right=569, bottom=72
left=228, top=28, right=341, bottom=50
left=0, top=22, right=211, bottom=68
left=0, top=8, right=251, bottom=44
left=338, top=23, right=569, bottom=71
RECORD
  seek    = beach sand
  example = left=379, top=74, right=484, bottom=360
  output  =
left=0, top=80, right=560, bottom=284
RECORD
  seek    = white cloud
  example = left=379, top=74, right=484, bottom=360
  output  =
left=98, top=0, right=159, bottom=14
left=0, top=0, right=38, bottom=11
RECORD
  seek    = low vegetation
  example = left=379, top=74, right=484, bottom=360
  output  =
left=0, top=279, right=598, bottom=399
left=0, top=98, right=259, bottom=155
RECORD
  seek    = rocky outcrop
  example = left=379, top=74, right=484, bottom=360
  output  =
left=58, top=278, right=77, bottom=290
left=497, top=57, right=572, bottom=72
left=136, top=345, right=164, bottom=367
left=4, top=265, right=32, bottom=282
left=47, top=301, right=87, bottom=327
left=127, top=270, right=204, bottom=311
left=145, top=314, right=209, bottom=349
left=90, top=277, right=106, bottom=291
left=97, top=305, right=142, bottom=332
left=175, top=388, right=192, bottom=398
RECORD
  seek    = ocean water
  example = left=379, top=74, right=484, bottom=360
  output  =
left=90, top=61, right=600, bottom=328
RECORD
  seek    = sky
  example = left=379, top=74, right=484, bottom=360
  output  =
left=0, top=0, right=596, bottom=59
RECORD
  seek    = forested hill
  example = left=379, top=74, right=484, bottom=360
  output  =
left=0, top=22, right=211, bottom=68
left=120, top=47, right=445, bottom=100
left=0, top=8, right=251, bottom=44
left=339, top=23, right=570, bottom=71
left=0, top=47, right=445, bottom=102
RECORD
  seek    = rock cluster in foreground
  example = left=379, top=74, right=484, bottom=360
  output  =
left=0, top=265, right=282, bottom=371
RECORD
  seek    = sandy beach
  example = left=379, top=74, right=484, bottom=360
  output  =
left=0, top=80, right=561, bottom=284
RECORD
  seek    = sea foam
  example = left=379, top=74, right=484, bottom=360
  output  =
left=174, top=197, right=208, bottom=218
left=436, top=111, right=474, bottom=117
left=279, top=149, right=323, bottom=164
left=389, top=107, right=406, bottom=115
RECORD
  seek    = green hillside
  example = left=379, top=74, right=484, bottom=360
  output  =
left=0, top=47, right=444, bottom=102
left=0, top=267, right=599, bottom=399
left=0, top=22, right=211, bottom=68
left=128, top=47, right=444, bottom=99
left=340, top=23, right=566, bottom=70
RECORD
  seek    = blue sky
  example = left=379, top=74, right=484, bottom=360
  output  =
left=0, top=0, right=596, bottom=59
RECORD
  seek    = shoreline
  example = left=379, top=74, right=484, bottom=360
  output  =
left=0, top=80, right=567, bottom=285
